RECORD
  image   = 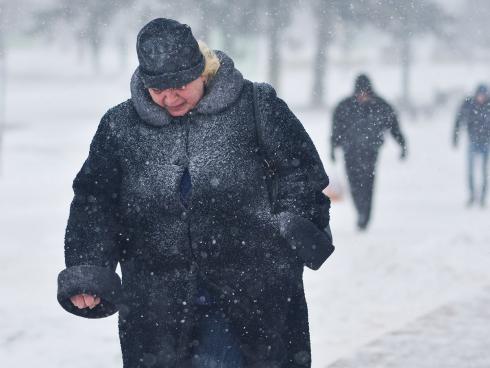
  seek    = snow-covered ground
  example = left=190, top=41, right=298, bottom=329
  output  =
left=328, top=286, right=490, bottom=367
left=0, top=45, right=489, bottom=367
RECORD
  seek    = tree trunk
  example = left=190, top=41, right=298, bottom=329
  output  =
left=400, top=34, right=412, bottom=112
left=90, top=38, right=101, bottom=75
left=312, top=20, right=329, bottom=107
left=88, top=17, right=102, bottom=75
left=268, top=11, right=280, bottom=89
left=117, top=35, right=128, bottom=72
left=196, top=2, right=213, bottom=43
left=222, top=25, right=234, bottom=56
left=0, top=14, right=6, bottom=174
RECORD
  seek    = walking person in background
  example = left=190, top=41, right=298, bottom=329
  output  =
left=57, top=18, right=334, bottom=368
left=453, top=84, right=490, bottom=208
left=330, top=74, right=407, bottom=230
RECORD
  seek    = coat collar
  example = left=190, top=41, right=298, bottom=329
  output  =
left=130, top=51, right=244, bottom=127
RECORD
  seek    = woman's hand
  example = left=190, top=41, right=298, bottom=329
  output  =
left=70, top=294, right=101, bottom=309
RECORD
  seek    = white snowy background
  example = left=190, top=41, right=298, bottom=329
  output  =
left=1, top=1, right=489, bottom=367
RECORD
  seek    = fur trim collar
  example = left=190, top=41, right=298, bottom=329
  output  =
left=130, top=51, right=244, bottom=127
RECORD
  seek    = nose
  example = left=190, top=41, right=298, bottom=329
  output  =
left=161, top=89, right=180, bottom=107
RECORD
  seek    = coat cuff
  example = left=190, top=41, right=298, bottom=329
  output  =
left=57, top=265, right=122, bottom=318
left=277, top=211, right=334, bottom=270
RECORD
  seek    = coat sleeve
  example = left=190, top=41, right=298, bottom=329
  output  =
left=384, top=102, right=406, bottom=149
left=57, top=111, right=123, bottom=318
left=331, top=101, right=347, bottom=149
left=256, top=83, right=334, bottom=270
left=453, top=99, right=469, bottom=143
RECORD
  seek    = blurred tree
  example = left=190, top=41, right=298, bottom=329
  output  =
left=162, top=0, right=294, bottom=93
left=29, top=0, right=295, bottom=88
left=263, top=0, right=297, bottom=89
left=189, top=0, right=273, bottom=85
left=193, top=0, right=222, bottom=42
left=0, top=0, right=6, bottom=173
left=0, top=0, right=24, bottom=172
left=194, top=0, right=264, bottom=62
left=0, top=0, right=31, bottom=172
left=31, top=0, right=265, bottom=74
left=32, top=0, right=135, bottom=74
left=310, top=0, right=354, bottom=107
left=357, top=0, right=451, bottom=111
left=457, top=0, right=490, bottom=62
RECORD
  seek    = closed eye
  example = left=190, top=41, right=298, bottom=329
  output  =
left=150, top=88, right=164, bottom=94
left=150, top=85, right=186, bottom=94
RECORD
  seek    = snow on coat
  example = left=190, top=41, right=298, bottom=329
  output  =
left=454, top=96, right=490, bottom=147
left=57, top=51, right=332, bottom=368
left=331, top=94, right=406, bottom=153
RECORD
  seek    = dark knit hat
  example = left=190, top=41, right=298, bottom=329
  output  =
left=354, top=74, right=373, bottom=95
left=136, top=18, right=205, bottom=89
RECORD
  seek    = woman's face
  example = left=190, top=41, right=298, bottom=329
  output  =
left=148, top=76, right=205, bottom=116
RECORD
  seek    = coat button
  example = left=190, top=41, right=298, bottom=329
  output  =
left=181, top=211, right=188, bottom=220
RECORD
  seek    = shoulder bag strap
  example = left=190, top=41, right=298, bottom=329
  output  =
left=252, top=82, right=278, bottom=213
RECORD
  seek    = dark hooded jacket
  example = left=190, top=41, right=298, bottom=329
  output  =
left=57, top=51, right=332, bottom=368
left=454, top=87, right=490, bottom=147
left=331, top=77, right=406, bottom=154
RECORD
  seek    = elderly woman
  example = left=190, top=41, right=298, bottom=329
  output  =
left=57, top=18, right=333, bottom=368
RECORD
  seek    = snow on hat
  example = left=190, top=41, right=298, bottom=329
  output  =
left=136, top=18, right=205, bottom=90
left=354, top=74, right=373, bottom=95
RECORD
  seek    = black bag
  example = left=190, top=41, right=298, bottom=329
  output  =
left=252, top=82, right=334, bottom=270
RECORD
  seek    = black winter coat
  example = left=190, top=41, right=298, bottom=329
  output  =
left=454, top=97, right=490, bottom=147
left=332, top=95, right=406, bottom=154
left=57, top=52, right=332, bottom=368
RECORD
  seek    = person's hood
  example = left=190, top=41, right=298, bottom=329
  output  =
left=354, top=74, right=374, bottom=96
left=475, top=84, right=488, bottom=97
left=130, top=50, right=244, bottom=127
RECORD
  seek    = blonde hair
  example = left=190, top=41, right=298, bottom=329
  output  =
left=198, top=41, right=220, bottom=84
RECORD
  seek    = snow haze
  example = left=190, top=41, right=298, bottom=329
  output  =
left=1, top=2, right=489, bottom=367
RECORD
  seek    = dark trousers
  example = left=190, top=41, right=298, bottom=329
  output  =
left=191, top=287, right=243, bottom=368
left=468, top=142, right=489, bottom=204
left=344, top=149, right=378, bottom=229
left=192, top=306, right=243, bottom=368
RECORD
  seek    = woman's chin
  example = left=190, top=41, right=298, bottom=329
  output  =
left=167, top=106, right=189, bottom=117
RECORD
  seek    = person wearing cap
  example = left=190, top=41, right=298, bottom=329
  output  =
left=331, top=74, right=407, bottom=230
left=57, top=18, right=334, bottom=367
left=453, top=84, right=490, bottom=207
